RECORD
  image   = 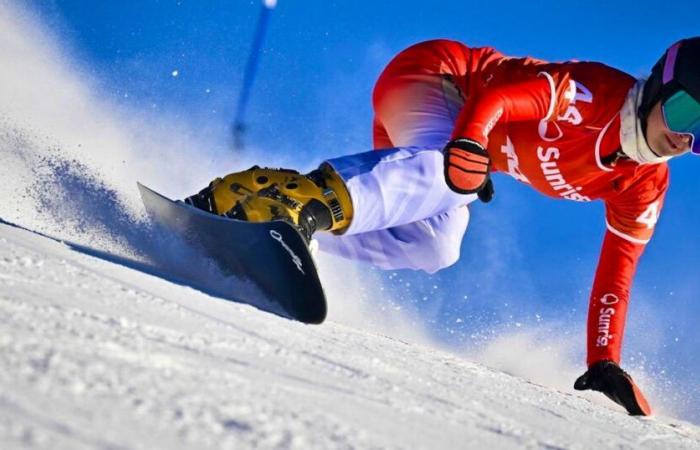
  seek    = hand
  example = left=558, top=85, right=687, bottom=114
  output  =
left=477, top=179, right=495, bottom=203
left=443, top=138, right=494, bottom=202
left=574, top=360, right=652, bottom=416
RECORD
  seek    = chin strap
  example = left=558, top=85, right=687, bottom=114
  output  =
left=620, top=79, right=672, bottom=165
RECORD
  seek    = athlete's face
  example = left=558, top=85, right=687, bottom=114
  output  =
left=645, top=101, right=692, bottom=157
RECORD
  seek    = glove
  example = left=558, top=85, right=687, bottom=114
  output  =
left=477, top=179, right=495, bottom=203
left=574, top=360, right=652, bottom=416
left=443, top=138, right=494, bottom=202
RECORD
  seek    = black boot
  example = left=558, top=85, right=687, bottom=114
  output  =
left=184, top=184, right=218, bottom=214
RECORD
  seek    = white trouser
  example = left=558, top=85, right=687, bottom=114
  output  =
left=315, top=74, right=477, bottom=273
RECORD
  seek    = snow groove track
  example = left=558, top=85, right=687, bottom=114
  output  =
left=1, top=221, right=699, bottom=450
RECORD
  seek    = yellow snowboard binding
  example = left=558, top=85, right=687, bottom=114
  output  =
left=185, top=164, right=353, bottom=241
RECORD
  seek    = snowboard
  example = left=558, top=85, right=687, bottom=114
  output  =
left=137, top=183, right=327, bottom=324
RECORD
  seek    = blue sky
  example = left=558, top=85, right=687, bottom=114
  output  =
left=28, top=0, right=699, bottom=420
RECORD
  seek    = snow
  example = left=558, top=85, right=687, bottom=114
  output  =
left=1, top=1, right=700, bottom=448
left=2, top=220, right=700, bottom=450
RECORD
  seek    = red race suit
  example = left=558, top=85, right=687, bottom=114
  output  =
left=386, top=40, right=669, bottom=366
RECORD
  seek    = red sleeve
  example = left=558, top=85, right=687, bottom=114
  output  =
left=451, top=71, right=575, bottom=147
left=586, top=164, right=669, bottom=366
left=586, top=231, right=645, bottom=366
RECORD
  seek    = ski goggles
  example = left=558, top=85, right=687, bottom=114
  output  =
left=660, top=41, right=700, bottom=155
left=662, top=89, right=700, bottom=154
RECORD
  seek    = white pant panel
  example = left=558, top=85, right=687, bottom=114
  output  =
left=318, top=74, right=475, bottom=272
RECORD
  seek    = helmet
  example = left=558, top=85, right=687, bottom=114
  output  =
left=640, top=37, right=700, bottom=154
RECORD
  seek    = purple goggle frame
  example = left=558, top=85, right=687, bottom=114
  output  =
left=660, top=42, right=700, bottom=154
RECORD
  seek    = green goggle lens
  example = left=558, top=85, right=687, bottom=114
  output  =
left=662, top=90, right=700, bottom=154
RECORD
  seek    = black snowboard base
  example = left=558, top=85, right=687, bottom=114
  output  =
left=138, top=183, right=327, bottom=323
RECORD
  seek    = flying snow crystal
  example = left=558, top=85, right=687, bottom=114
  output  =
left=264, top=0, right=277, bottom=8
left=171, top=70, right=179, bottom=77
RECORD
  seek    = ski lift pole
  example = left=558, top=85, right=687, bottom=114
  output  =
left=233, top=0, right=277, bottom=151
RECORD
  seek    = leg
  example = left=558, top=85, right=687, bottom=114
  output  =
left=318, top=42, right=476, bottom=272
left=372, top=73, right=463, bottom=148
left=315, top=205, right=469, bottom=274
left=324, top=146, right=476, bottom=234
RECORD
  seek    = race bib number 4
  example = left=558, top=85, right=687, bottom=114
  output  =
left=636, top=201, right=660, bottom=229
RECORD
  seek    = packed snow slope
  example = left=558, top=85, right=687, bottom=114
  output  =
left=2, top=2, right=700, bottom=447
left=2, top=221, right=700, bottom=449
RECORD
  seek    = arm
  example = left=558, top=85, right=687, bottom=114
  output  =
left=444, top=70, right=575, bottom=195
left=450, top=71, right=576, bottom=146
left=587, top=163, right=669, bottom=365
left=574, top=165, right=668, bottom=416
left=586, top=230, right=645, bottom=365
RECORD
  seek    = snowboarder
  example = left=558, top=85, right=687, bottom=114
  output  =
left=185, top=37, right=700, bottom=416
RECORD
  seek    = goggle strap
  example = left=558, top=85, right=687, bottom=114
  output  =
left=663, top=42, right=681, bottom=84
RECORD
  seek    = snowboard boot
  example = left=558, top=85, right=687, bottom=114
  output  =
left=185, top=163, right=353, bottom=241
left=574, top=360, right=652, bottom=416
